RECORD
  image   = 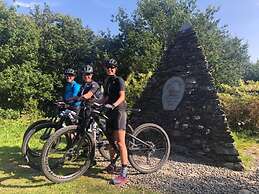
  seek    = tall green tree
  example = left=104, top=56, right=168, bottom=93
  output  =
left=111, top=0, right=250, bottom=87
left=192, top=6, right=250, bottom=86
left=0, top=2, right=40, bottom=71
left=245, top=60, right=259, bottom=81
left=30, top=4, right=96, bottom=75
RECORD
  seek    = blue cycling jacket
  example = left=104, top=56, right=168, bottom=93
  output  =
left=64, top=81, right=81, bottom=108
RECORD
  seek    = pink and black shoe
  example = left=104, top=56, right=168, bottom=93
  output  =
left=111, top=175, right=128, bottom=186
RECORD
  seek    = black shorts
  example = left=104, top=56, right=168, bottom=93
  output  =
left=106, top=109, right=127, bottom=132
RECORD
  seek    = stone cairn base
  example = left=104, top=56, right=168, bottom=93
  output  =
left=130, top=24, right=243, bottom=171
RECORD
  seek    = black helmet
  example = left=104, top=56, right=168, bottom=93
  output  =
left=105, top=58, right=118, bottom=68
left=83, top=64, right=94, bottom=74
left=64, top=68, right=76, bottom=75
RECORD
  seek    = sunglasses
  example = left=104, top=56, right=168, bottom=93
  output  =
left=106, top=66, right=116, bottom=69
left=84, top=73, right=92, bottom=76
left=65, top=74, right=75, bottom=77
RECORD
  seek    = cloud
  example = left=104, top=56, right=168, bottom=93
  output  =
left=13, top=0, right=38, bottom=9
left=12, top=0, right=60, bottom=9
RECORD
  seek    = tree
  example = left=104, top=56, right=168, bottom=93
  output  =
left=111, top=0, right=250, bottom=87
left=0, top=2, right=40, bottom=71
left=30, top=5, right=96, bottom=78
left=245, top=60, right=259, bottom=81
left=0, top=3, right=97, bottom=112
left=192, top=6, right=250, bottom=86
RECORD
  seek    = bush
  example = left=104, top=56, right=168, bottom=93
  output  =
left=0, top=62, right=55, bottom=112
left=0, top=108, right=20, bottom=119
left=125, top=71, right=153, bottom=108
left=219, top=80, right=259, bottom=134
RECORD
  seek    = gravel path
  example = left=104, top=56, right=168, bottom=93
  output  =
left=124, top=154, right=259, bottom=194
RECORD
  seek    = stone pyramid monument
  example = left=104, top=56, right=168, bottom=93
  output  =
left=131, top=23, right=243, bottom=170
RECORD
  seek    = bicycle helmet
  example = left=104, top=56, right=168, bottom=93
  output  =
left=64, top=68, right=76, bottom=75
left=83, top=64, right=94, bottom=74
left=105, top=58, right=118, bottom=68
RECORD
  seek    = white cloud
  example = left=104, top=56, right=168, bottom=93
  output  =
left=13, top=1, right=38, bottom=9
left=12, top=0, right=60, bottom=9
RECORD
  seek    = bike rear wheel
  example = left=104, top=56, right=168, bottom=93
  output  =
left=128, top=123, right=170, bottom=173
left=97, top=131, right=110, bottom=160
left=21, top=121, right=57, bottom=169
left=41, top=125, right=94, bottom=183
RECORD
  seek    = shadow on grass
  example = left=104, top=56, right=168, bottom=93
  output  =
left=0, top=146, right=115, bottom=189
left=0, top=146, right=54, bottom=188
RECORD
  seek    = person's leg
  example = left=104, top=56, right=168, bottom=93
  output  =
left=114, top=130, right=128, bottom=166
left=105, top=113, right=117, bottom=173
left=111, top=111, right=128, bottom=185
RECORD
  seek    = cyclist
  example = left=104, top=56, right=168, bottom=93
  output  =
left=78, top=64, right=103, bottom=104
left=63, top=68, right=81, bottom=110
left=102, top=58, right=128, bottom=185
left=68, top=64, right=103, bottom=166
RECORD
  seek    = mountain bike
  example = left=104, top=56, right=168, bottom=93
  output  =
left=41, top=102, right=170, bottom=183
left=21, top=102, right=79, bottom=169
left=21, top=102, right=110, bottom=169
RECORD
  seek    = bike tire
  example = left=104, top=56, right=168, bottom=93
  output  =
left=97, top=132, right=110, bottom=160
left=22, top=119, right=51, bottom=144
left=128, top=123, right=170, bottom=174
left=41, top=125, right=94, bottom=183
left=21, top=121, right=57, bottom=170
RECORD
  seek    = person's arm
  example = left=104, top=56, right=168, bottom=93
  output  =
left=80, top=82, right=99, bottom=101
left=113, top=90, right=125, bottom=107
left=81, top=91, right=94, bottom=100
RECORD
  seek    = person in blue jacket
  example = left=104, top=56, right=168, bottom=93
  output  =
left=63, top=68, right=81, bottom=109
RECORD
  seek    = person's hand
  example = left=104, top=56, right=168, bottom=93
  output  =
left=105, top=104, right=115, bottom=110
left=56, top=101, right=66, bottom=106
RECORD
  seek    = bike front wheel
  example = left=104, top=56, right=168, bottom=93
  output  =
left=128, top=123, right=170, bottom=173
left=41, top=125, right=94, bottom=183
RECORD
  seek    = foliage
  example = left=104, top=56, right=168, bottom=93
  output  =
left=0, top=0, right=254, bottom=118
left=126, top=71, right=153, bottom=107
left=0, top=3, right=40, bottom=71
left=0, top=2, right=97, bottom=115
left=30, top=5, right=96, bottom=92
left=219, top=81, right=259, bottom=133
left=0, top=107, right=20, bottom=119
left=245, top=60, right=259, bottom=81
left=112, top=0, right=250, bottom=88
left=0, top=62, right=55, bottom=111
left=191, top=6, right=250, bottom=86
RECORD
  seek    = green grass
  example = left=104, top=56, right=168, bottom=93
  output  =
left=232, top=131, right=259, bottom=170
left=0, top=118, right=158, bottom=194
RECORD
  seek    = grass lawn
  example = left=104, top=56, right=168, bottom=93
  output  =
left=232, top=131, right=259, bottom=170
left=0, top=118, right=157, bottom=194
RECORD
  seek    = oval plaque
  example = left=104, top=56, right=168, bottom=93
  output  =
left=162, top=76, right=185, bottom=110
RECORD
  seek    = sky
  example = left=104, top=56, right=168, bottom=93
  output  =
left=3, top=0, right=259, bottom=63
